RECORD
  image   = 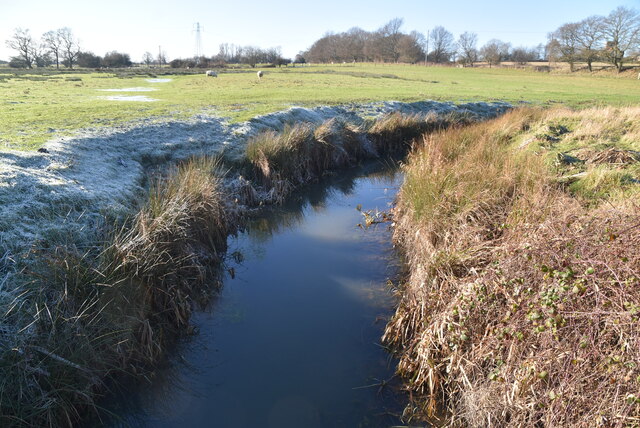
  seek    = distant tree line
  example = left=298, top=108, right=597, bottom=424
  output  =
left=169, top=45, right=290, bottom=69
left=300, top=18, right=547, bottom=66
left=4, top=6, right=638, bottom=71
left=4, top=27, right=138, bottom=69
left=548, top=6, right=640, bottom=72
left=300, top=6, right=639, bottom=72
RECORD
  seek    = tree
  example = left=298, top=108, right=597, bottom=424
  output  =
left=576, top=16, right=604, bottom=71
left=510, top=46, right=539, bottom=64
left=294, top=53, right=306, bottom=64
left=601, top=6, right=640, bottom=72
left=42, top=29, right=63, bottom=69
left=457, top=32, right=478, bottom=66
left=142, top=51, right=154, bottom=66
left=397, top=32, right=425, bottom=63
left=480, top=39, right=510, bottom=67
left=102, top=51, right=132, bottom=68
left=242, top=46, right=262, bottom=67
left=550, top=23, right=581, bottom=71
left=58, top=28, right=80, bottom=69
left=428, top=26, right=455, bottom=63
left=6, top=28, right=36, bottom=69
left=77, top=51, right=101, bottom=68
left=157, top=50, right=167, bottom=66
left=377, top=18, right=405, bottom=62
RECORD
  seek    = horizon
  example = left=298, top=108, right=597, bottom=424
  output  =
left=1, top=0, right=636, bottom=63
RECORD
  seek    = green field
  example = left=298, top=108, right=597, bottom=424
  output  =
left=1, top=63, right=640, bottom=150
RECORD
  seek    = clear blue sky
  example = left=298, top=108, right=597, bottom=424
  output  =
left=1, top=0, right=637, bottom=62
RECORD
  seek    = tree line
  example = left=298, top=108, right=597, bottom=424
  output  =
left=4, top=6, right=639, bottom=71
left=169, top=45, right=290, bottom=69
left=302, top=6, right=639, bottom=71
left=4, top=27, right=158, bottom=69
left=548, top=6, right=640, bottom=72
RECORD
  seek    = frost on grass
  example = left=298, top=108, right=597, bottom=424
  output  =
left=97, top=87, right=158, bottom=92
left=0, top=100, right=509, bottom=344
left=98, top=95, right=159, bottom=102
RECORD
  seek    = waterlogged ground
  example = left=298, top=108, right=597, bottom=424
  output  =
left=100, top=162, right=407, bottom=428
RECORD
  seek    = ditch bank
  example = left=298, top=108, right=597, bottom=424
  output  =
left=0, top=100, right=509, bottom=426
left=384, top=107, right=640, bottom=427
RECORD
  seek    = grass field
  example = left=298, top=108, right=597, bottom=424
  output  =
left=2, top=63, right=640, bottom=150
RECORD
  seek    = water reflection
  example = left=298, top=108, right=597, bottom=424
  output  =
left=99, top=159, right=406, bottom=428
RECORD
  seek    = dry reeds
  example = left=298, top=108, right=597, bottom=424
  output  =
left=245, top=112, right=468, bottom=203
left=0, top=156, right=233, bottom=427
left=385, top=106, right=640, bottom=426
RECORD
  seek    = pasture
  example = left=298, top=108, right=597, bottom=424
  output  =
left=1, top=63, right=640, bottom=150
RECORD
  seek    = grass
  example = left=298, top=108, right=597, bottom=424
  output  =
left=384, top=106, right=640, bottom=426
left=0, top=156, right=233, bottom=426
left=2, top=63, right=640, bottom=150
left=244, top=112, right=468, bottom=202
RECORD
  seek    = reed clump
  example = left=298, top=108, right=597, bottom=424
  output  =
left=385, top=107, right=640, bottom=426
left=0, top=156, right=233, bottom=427
left=245, top=112, right=465, bottom=202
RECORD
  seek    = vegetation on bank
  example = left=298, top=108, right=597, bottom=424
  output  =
left=0, top=157, right=233, bottom=426
left=244, top=111, right=474, bottom=202
left=384, top=107, right=640, bottom=426
left=2, top=64, right=640, bottom=150
left=1, top=109, right=470, bottom=426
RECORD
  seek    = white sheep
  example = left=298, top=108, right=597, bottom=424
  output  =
left=257, top=70, right=263, bottom=79
left=205, top=70, right=218, bottom=77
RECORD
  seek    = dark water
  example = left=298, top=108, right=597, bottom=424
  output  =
left=102, top=162, right=405, bottom=428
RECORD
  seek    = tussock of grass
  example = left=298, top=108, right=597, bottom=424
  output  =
left=245, top=112, right=464, bottom=202
left=385, top=107, right=640, bottom=426
left=0, top=157, right=232, bottom=426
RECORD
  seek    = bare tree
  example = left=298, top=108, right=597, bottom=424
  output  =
left=576, top=16, right=604, bottom=71
left=550, top=23, right=581, bottom=71
left=480, top=39, right=510, bottom=68
left=58, top=28, right=80, bottom=69
left=377, top=18, right=405, bottom=62
left=457, top=32, right=478, bottom=66
left=428, top=26, right=455, bottom=63
left=397, top=32, right=426, bottom=63
left=6, top=28, right=36, bottom=68
left=157, top=50, right=167, bottom=66
left=42, top=30, right=63, bottom=69
left=142, top=52, right=154, bottom=67
left=601, top=6, right=640, bottom=72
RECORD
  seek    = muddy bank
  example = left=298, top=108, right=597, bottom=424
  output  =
left=0, top=100, right=509, bottom=426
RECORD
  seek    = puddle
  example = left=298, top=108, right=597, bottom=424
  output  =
left=97, top=87, right=157, bottom=92
left=146, top=78, right=172, bottom=83
left=98, top=95, right=159, bottom=102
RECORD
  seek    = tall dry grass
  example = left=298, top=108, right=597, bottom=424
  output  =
left=245, top=112, right=467, bottom=203
left=385, top=107, right=640, bottom=426
left=0, top=156, right=233, bottom=427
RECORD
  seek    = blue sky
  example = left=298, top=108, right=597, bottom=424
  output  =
left=1, top=0, right=637, bottom=62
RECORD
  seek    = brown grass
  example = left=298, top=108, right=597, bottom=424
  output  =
left=0, top=156, right=233, bottom=426
left=245, top=112, right=467, bottom=203
left=385, top=107, right=640, bottom=426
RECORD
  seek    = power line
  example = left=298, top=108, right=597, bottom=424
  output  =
left=193, top=22, right=203, bottom=60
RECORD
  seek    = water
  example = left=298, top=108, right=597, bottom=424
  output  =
left=102, top=162, right=405, bottom=428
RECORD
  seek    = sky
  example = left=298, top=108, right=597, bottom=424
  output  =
left=1, top=0, right=638, bottom=62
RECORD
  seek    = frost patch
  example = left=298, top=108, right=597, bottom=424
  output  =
left=146, top=78, right=172, bottom=83
left=99, top=95, right=159, bottom=102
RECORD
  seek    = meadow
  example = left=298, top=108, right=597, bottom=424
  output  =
left=1, top=63, right=640, bottom=150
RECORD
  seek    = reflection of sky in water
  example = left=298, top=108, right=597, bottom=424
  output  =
left=100, top=162, right=405, bottom=428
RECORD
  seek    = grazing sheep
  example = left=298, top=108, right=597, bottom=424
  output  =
left=257, top=70, right=263, bottom=79
left=206, top=70, right=218, bottom=77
